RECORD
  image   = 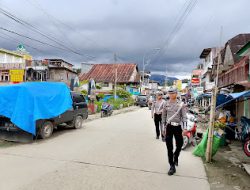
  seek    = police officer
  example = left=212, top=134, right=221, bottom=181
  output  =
left=162, top=87, right=187, bottom=176
left=151, top=91, right=165, bottom=141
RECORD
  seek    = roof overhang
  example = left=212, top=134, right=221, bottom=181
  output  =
left=0, top=48, right=23, bottom=58
left=237, top=41, right=250, bottom=57
left=199, top=48, right=212, bottom=59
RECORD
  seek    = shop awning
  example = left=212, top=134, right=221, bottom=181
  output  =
left=196, top=90, right=250, bottom=108
left=216, top=90, right=250, bottom=109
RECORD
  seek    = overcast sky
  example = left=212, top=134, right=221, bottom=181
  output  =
left=0, top=0, right=250, bottom=79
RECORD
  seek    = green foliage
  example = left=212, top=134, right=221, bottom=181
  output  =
left=96, top=84, right=102, bottom=89
left=214, top=121, right=226, bottom=130
left=95, top=101, right=104, bottom=112
left=117, top=84, right=126, bottom=90
left=96, top=93, right=105, bottom=99
left=81, top=90, right=88, bottom=96
left=107, top=97, right=135, bottom=110
left=80, top=80, right=89, bottom=86
left=116, top=89, right=131, bottom=99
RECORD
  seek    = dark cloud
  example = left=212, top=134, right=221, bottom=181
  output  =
left=0, top=0, right=250, bottom=78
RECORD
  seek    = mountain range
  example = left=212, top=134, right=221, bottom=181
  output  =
left=150, top=74, right=178, bottom=86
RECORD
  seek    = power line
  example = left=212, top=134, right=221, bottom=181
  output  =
left=0, top=31, right=46, bottom=53
left=25, top=0, right=80, bottom=52
left=24, top=0, right=129, bottom=62
left=151, top=0, right=198, bottom=63
left=0, top=7, right=94, bottom=60
left=0, top=27, right=71, bottom=51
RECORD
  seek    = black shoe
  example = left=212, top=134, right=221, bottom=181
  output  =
left=156, top=136, right=159, bottom=139
left=168, top=165, right=176, bottom=176
left=162, top=137, right=166, bottom=142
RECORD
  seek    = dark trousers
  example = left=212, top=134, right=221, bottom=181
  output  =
left=165, top=124, right=183, bottom=166
left=154, top=113, right=163, bottom=138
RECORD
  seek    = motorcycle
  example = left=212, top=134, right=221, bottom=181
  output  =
left=101, top=102, right=113, bottom=117
left=182, top=110, right=198, bottom=150
left=240, top=116, right=250, bottom=157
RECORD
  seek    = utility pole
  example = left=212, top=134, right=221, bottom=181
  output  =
left=206, top=27, right=223, bottom=162
left=141, top=48, right=160, bottom=93
left=114, top=53, right=117, bottom=100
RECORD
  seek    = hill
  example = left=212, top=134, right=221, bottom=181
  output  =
left=150, top=74, right=178, bottom=86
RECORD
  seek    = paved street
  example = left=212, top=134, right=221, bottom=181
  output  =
left=0, top=108, right=210, bottom=190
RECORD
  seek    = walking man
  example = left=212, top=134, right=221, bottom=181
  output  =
left=162, top=87, right=187, bottom=175
left=151, top=91, right=165, bottom=141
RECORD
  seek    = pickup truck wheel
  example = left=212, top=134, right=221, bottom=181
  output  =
left=74, top=115, right=83, bottom=129
left=39, top=121, right=54, bottom=139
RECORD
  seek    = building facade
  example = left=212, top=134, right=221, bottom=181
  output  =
left=0, top=48, right=27, bottom=84
left=217, top=34, right=250, bottom=92
left=199, top=48, right=218, bottom=92
left=26, top=59, right=77, bottom=86
left=79, top=63, right=141, bottom=93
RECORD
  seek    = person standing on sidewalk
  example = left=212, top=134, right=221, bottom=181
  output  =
left=162, top=87, right=187, bottom=176
left=151, top=91, right=165, bottom=141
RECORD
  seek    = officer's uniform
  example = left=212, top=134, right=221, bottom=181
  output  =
left=162, top=87, right=187, bottom=175
left=151, top=91, right=165, bottom=140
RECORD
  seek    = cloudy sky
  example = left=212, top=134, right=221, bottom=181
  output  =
left=0, top=0, right=250, bottom=79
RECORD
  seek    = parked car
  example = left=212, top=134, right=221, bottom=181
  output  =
left=0, top=83, right=88, bottom=142
left=135, top=95, right=148, bottom=107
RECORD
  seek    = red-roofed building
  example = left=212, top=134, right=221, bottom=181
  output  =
left=79, top=63, right=141, bottom=92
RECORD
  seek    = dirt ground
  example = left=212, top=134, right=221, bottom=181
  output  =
left=0, top=140, right=16, bottom=148
left=204, top=142, right=250, bottom=190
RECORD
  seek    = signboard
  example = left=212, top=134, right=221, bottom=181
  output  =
left=0, top=63, right=25, bottom=70
left=10, top=69, right=24, bottom=82
left=196, top=87, right=204, bottom=94
left=192, top=87, right=203, bottom=98
left=176, top=80, right=182, bottom=91
left=191, top=78, right=200, bottom=85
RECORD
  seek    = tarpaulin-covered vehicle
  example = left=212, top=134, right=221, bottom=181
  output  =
left=0, top=82, right=88, bottom=142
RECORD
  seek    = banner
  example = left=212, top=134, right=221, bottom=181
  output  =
left=10, top=69, right=24, bottom=82
left=176, top=80, right=182, bottom=91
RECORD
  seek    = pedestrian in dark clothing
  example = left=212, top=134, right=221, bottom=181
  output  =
left=151, top=91, right=165, bottom=141
left=162, top=87, right=187, bottom=176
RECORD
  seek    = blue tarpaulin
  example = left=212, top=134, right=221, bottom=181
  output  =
left=196, top=90, right=250, bottom=109
left=216, top=90, right=250, bottom=109
left=0, top=82, right=73, bottom=135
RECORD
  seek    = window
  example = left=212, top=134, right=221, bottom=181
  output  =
left=102, top=82, right=109, bottom=87
left=73, top=94, right=86, bottom=103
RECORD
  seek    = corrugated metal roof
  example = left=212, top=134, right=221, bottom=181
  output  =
left=226, top=34, right=250, bottom=63
left=79, top=63, right=140, bottom=83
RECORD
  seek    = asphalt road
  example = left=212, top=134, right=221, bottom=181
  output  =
left=0, top=108, right=210, bottom=190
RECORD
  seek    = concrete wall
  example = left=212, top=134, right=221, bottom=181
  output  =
left=49, top=69, right=77, bottom=86
left=97, top=82, right=113, bottom=91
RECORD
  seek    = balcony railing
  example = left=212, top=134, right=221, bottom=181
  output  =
left=218, top=57, right=249, bottom=87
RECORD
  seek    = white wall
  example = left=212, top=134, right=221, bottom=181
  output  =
left=97, top=82, right=113, bottom=91
left=0, top=52, right=24, bottom=64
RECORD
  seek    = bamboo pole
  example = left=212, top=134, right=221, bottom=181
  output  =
left=206, top=27, right=223, bottom=162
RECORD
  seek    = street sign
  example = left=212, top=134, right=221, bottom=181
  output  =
left=196, top=86, right=204, bottom=94
left=10, top=69, right=24, bottom=82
